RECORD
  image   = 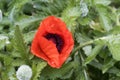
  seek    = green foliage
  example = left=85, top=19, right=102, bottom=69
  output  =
left=94, top=34, right=120, bottom=60
left=31, top=61, right=47, bottom=80
left=62, top=0, right=81, bottom=33
left=0, top=35, right=9, bottom=49
left=13, top=26, right=28, bottom=60
left=40, top=62, right=74, bottom=79
left=96, top=5, right=113, bottom=31
left=102, top=57, right=116, bottom=73
left=1, top=0, right=120, bottom=80
left=93, top=0, right=111, bottom=6
left=107, top=35, right=120, bottom=60
left=84, top=45, right=103, bottom=65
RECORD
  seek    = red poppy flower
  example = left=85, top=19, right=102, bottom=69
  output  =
left=31, top=16, right=74, bottom=68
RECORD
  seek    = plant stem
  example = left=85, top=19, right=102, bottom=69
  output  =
left=72, top=40, right=94, bottom=53
left=72, top=34, right=118, bottom=54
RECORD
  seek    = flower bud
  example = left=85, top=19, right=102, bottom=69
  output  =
left=16, top=65, right=32, bottom=80
left=80, top=2, right=89, bottom=17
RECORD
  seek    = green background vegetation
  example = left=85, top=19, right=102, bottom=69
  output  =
left=0, top=0, right=120, bottom=80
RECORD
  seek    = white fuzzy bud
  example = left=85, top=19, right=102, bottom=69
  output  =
left=80, top=2, right=89, bottom=17
left=16, top=65, right=32, bottom=80
left=0, top=35, right=10, bottom=44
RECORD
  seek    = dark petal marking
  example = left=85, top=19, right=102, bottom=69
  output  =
left=44, top=33, right=64, bottom=53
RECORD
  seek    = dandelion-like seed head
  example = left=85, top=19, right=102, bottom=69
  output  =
left=16, top=65, right=32, bottom=80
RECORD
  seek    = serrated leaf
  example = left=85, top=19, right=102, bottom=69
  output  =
left=31, top=62, right=47, bottom=80
left=12, top=59, right=26, bottom=67
left=89, top=60, right=103, bottom=70
left=102, top=58, right=116, bottom=73
left=82, top=45, right=92, bottom=56
left=24, top=31, right=36, bottom=43
left=78, top=17, right=91, bottom=26
left=0, top=53, right=13, bottom=66
left=75, top=33, right=91, bottom=44
left=95, top=34, right=120, bottom=61
left=33, top=0, right=66, bottom=15
left=40, top=62, right=74, bottom=79
left=93, top=0, right=111, bottom=6
left=4, top=56, right=13, bottom=66
left=108, top=38, right=120, bottom=61
left=108, top=67, right=120, bottom=74
left=89, top=21, right=104, bottom=32
left=96, top=5, right=112, bottom=31
left=109, top=26, right=120, bottom=34
left=74, top=53, right=87, bottom=80
left=13, top=26, right=28, bottom=60
left=8, top=0, right=30, bottom=22
left=62, top=6, right=81, bottom=32
left=0, top=53, right=6, bottom=59
left=15, top=16, right=42, bottom=30
left=11, top=51, right=21, bottom=58
left=84, top=45, right=103, bottom=65
left=8, top=6, right=16, bottom=23
left=0, top=53, right=16, bottom=80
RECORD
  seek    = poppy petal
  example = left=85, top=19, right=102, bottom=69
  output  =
left=31, top=16, right=74, bottom=68
left=38, top=16, right=68, bottom=35
left=38, top=36, right=60, bottom=68
left=31, top=35, right=49, bottom=61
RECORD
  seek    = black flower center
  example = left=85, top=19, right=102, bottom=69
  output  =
left=44, top=33, right=64, bottom=52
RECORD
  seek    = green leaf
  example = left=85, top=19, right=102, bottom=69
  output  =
left=102, top=58, right=116, bottom=73
left=62, top=6, right=81, bottom=33
left=78, top=17, right=91, bottom=26
left=0, top=53, right=6, bottom=59
left=96, top=5, right=112, bottom=31
left=24, top=31, right=36, bottom=44
left=0, top=54, right=16, bottom=80
left=95, top=34, right=120, bottom=61
left=12, top=59, right=26, bottom=67
left=109, top=26, right=120, bottom=34
left=8, top=0, right=30, bottom=22
left=89, top=21, right=104, bottom=32
left=0, top=54, right=13, bottom=67
left=13, top=26, right=28, bottom=60
left=89, top=60, right=103, bottom=70
left=84, top=45, right=103, bottom=65
left=15, top=16, right=42, bottom=30
left=108, top=67, right=120, bottom=74
left=33, top=0, right=67, bottom=15
left=75, top=33, right=91, bottom=44
left=31, top=62, right=47, bottom=80
left=74, top=52, right=91, bottom=80
left=93, top=0, right=111, bottom=6
left=108, top=37, right=120, bottom=61
left=82, top=45, right=92, bottom=56
left=3, top=56, right=13, bottom=66
left=40, top=62, right=75, bottom=79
